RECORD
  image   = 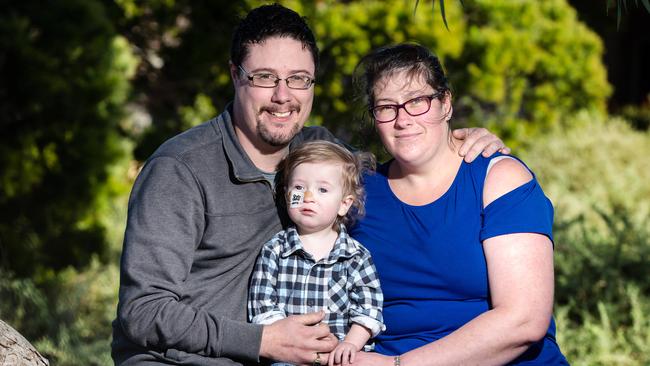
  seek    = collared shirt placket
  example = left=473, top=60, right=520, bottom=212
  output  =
left=304, top=260, right=324, bottom=313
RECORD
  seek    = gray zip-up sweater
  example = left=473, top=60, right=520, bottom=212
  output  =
left=112, top=105, right=339, bottom=365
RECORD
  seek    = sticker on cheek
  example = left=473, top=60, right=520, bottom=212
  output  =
left=289, top=190, right=304, bottom=208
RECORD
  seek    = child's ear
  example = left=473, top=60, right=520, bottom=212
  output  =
left=338, top=195, right=355, bottom=216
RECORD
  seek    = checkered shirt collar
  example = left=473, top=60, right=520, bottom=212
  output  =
left=279, top=224, right=361, bottom=263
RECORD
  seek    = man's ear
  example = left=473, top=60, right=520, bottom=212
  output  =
left=338, top=195, right=354, bottom=217
left=229, top=60, right=239, bottom=82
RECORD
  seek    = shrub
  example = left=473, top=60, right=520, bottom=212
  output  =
left=555, top=286, right=650, bottom=365
left=522, top=113, right=650, bottom=363
left=0, top=260, right=119, bottom=366
left=124, top=0, right=609, bottom=158
left=450, top=0, right=610, bottom=146
left=0, top=0, right=137, bottom=276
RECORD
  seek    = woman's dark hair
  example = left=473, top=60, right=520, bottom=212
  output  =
left=231, top=4, right=319, bottom=72
left=354, top=43, right=450, bottom=109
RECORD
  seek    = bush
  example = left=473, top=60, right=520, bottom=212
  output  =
left=0, top=260, right=119, bottom=366
left=522, top=113, right=650, bottom=363
left=301, top=0, right=610, bottom=152
left=121, top=0, right=609, bottom=158
left=0, top=111, right=131, bottom=365
left=619, top=94, right=650, bottom=131
left=556, top=286, right=650, bottom=365
left=449, top=0, right=610, bottom=146
left=0, top=0, right=137, bottom=276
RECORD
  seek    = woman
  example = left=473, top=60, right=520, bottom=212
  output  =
left=349, top=44, right=568, bottom=365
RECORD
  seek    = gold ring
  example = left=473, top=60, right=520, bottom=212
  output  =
left=313, top=352, right=322, bottom=366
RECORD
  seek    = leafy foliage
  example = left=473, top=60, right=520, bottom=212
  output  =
left=119, top=0, right=608, bottom=157
left=556, top=286, right=650, bottom=365
left=0, top=261, right=119, bottom=366
left=0, top=148, right=129, bottom=365
left=0, top=0, right=642, bottom=364
left=522, top=113, right=650, bottom=364
left=448, top=0, right=610, bottom=147
left=523, top=112, right=650, bottom=312
left=619, top=95, right=650, bottom=130
left=0, top=0, right=137, bottom=276
left=102, top=0, right=256, bottom=160
left=607, top=0, right=650, bottom=28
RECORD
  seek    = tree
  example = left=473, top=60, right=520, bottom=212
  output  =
left=0, top=0, right=136, bottom=276
left=421, top=0, right=650, bottom=30
left=119, top=0, right=609, bottom=158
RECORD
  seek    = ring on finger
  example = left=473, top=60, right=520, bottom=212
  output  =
left=312, top=352, right=322, bottom=366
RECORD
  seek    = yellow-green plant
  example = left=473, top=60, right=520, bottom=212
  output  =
left=556, top=285, right=650, bottom=365
left=0, top=1, right=138, bottom=277
left=523, top=113, right=650, bottom=363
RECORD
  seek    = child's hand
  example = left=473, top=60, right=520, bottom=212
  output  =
left=329, top=341, right=358, bottom=366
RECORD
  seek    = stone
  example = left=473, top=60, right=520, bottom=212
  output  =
left=0, top=319, right=49, bottom=366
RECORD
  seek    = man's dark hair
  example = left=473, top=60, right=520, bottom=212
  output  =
left=231, top=4, right=319, bottom=72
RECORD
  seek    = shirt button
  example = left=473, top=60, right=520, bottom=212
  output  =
left=307, top=299, right=315, bottom=306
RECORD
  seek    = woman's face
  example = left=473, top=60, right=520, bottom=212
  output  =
left=372, top=69, right=451, bottom=167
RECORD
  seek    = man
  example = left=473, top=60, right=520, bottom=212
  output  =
left=112, top=4, right=507, bottom=365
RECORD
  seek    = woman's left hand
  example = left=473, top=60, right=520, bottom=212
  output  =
left=348, top=351, right=394, bottom=366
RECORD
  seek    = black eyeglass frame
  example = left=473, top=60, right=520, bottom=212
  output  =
left=370, top=92, right=444, bottom=123
left=238, top=65, right=315, bottom=90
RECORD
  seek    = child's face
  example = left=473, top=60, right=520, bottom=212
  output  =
left=286, top=161, right=353, bottom=235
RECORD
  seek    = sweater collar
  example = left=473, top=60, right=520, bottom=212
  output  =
left=213, top=103, right=269, bottom=182
left=214, top=103, right=310, bottom=182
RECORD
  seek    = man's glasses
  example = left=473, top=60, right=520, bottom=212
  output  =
left=238, top=65, right=315, bottom=90
left=370, top=92, right=443, bottom=123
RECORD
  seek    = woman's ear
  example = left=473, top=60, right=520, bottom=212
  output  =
left=443, top=91, right=453, bottom=121
left=446, top=104, right=454, bottom=122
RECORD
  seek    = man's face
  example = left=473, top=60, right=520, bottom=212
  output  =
left=231, top=36, right=315, bottom=149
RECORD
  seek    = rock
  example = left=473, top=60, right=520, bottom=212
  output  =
left=0, top=319, right=49, bottom=366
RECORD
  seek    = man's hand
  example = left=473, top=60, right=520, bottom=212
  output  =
left=453, top=127, right=510, bottom=162
left=329, top=341, right=358, bottom=366
left=259, top=311, right=338, bottom=365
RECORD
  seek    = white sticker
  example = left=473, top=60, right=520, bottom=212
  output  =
left=289, top=189, right=304, bottom=208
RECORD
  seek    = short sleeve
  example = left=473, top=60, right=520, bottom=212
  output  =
left=479, top=178, right=554, bottom=244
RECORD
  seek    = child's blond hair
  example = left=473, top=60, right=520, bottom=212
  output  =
left=280, top=141, right=375, bottom=230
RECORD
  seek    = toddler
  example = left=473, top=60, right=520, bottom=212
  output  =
left=248, top=141, right=384, bottom=366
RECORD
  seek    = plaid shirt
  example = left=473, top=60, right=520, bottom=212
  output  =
left=248, top=225, right=384, bottom=340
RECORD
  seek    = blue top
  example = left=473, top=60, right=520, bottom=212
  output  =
left=350, top=154, right=568, bottom=364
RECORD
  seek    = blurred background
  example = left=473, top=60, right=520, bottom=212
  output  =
left=1, top=0, right=648, bottom=364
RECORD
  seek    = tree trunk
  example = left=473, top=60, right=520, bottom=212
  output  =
left=0, top=319, right=49, bottom=366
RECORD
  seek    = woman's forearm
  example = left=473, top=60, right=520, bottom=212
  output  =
left=400, top=305, right=548, bottom=366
